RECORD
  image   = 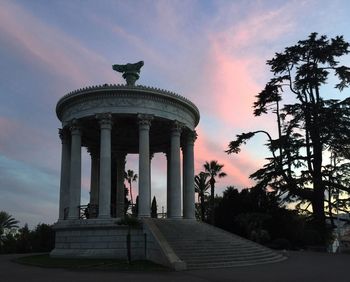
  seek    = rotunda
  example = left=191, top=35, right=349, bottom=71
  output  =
left=56, top=61, right=199, bottom=221
left=51, top=62, right=200, bottom=260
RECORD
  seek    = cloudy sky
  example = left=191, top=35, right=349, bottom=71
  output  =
left=1, top=0, right=350, bottom=227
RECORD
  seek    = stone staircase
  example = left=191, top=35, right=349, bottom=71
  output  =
left=150, top=219, right=286, bottom=270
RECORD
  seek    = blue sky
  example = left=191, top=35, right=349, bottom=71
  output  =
left=0, top=0, right=350, bottom=227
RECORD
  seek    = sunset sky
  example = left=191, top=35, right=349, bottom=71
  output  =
left=1, top=0, right=350, bottom=227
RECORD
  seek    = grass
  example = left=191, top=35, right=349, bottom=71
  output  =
left=14, top=254, right=169, bottom=271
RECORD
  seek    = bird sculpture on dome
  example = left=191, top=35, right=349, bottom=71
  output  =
left=112, top=61, right=144, bottom=86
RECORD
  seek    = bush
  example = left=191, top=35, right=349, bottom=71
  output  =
left=31, top=224, right=55, bottom=252
left=0, top=233, right=17, bottom=254
left=0, top=223, right=55, bottom=254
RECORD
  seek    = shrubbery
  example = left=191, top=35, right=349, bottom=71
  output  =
left=214, top=186, right=332, bottom=249
left=0, top=223, right=55, bottom=254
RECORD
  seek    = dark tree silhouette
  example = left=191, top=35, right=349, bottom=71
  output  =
left=124, top=186, right=130, bottom=215
left=204, top=160, right=227, bottom=224
left=227, top=33, right=350, bottom=236
left=194, top=172, right=210, bottom=221
left=151, top=196, right=158, bottom=218
left=133, top=196, right=139, bottom=217
left=0, top=211, right=19, bottom=236
left=125, top=169, right=137, bottom=206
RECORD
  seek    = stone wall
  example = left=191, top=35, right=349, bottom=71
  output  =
left=51, top=219, right=146, bottom=260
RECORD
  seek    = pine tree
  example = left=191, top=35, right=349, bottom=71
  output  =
left=227, top=33, right=350, bottom=235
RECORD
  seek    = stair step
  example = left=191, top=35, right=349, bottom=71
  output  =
left=180, top=253, right=283, bottom=263
left=168, top=244, right=266, bottom=251
left=176, top=248, right=275, bottom=256
left=148, top=219, right=285, bottom=270
left=186, top=257, right=286, bottom=269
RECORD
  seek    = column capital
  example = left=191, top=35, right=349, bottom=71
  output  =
left=186, top=130, right=197, bottom=144
left=138, top=114, right=153, bottom=128
left=171, top=120, right=183, bottom=135
left=69, top=119, right=81, bottom=135
left=96, top=113, right=113, bottom=129
left=58, top=128, right=70, bottom=144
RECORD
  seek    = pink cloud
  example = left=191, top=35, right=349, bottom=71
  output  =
left=194, top=2, right=296, bottom=130
left=188, top=4, right=297, bottom=193
left=194, top=126, right=264, bottom=190
left=228, top=8, right=295, bottom=49
left=202, top=42, right=260, bottom=127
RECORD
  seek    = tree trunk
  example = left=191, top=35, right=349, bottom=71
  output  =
left=210, top=178, right=215, bottom=224
left=200, top=194, right=205, bottom=221
left=129, top=182, right=133, bottom=206
left=310, top=121, right=326, bottom=230
left=327, top=189, right=335, bottom=228
left=311, top=188, right=326, bottom=228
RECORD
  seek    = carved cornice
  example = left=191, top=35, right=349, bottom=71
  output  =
left=56, top=84, right=200, bottom=126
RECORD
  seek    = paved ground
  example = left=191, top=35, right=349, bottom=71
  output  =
left=1, top=251, right=350, bottom=282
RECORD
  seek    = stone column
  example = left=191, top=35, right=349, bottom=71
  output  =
left=116, top=153, right=126, bottom=218
left=183, top=131, right=196, bottom=219
left=165, top=151, right=171, bottom=217
left=58, top=128, right=71, bottom=220
left=68, top=120, right=81, bottom=220
left=89, top=148, right=99, bottom=206
left=149, top=153, right=154, bottom=209
left=138, top=114, right=153, bottom=218
left=97, top=113, right=113, bottom=219
left=169, top=121, right=182, bottom=218
left=111, top=154, right=117, bottom=217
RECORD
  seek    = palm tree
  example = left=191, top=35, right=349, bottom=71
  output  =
left=204, top=160, right=227, bottom=224
left=194, top=172, right=210, bottom=221
left=124, top=169, right=137, bottom=206
left=0, top=211, right=19, bottom=236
